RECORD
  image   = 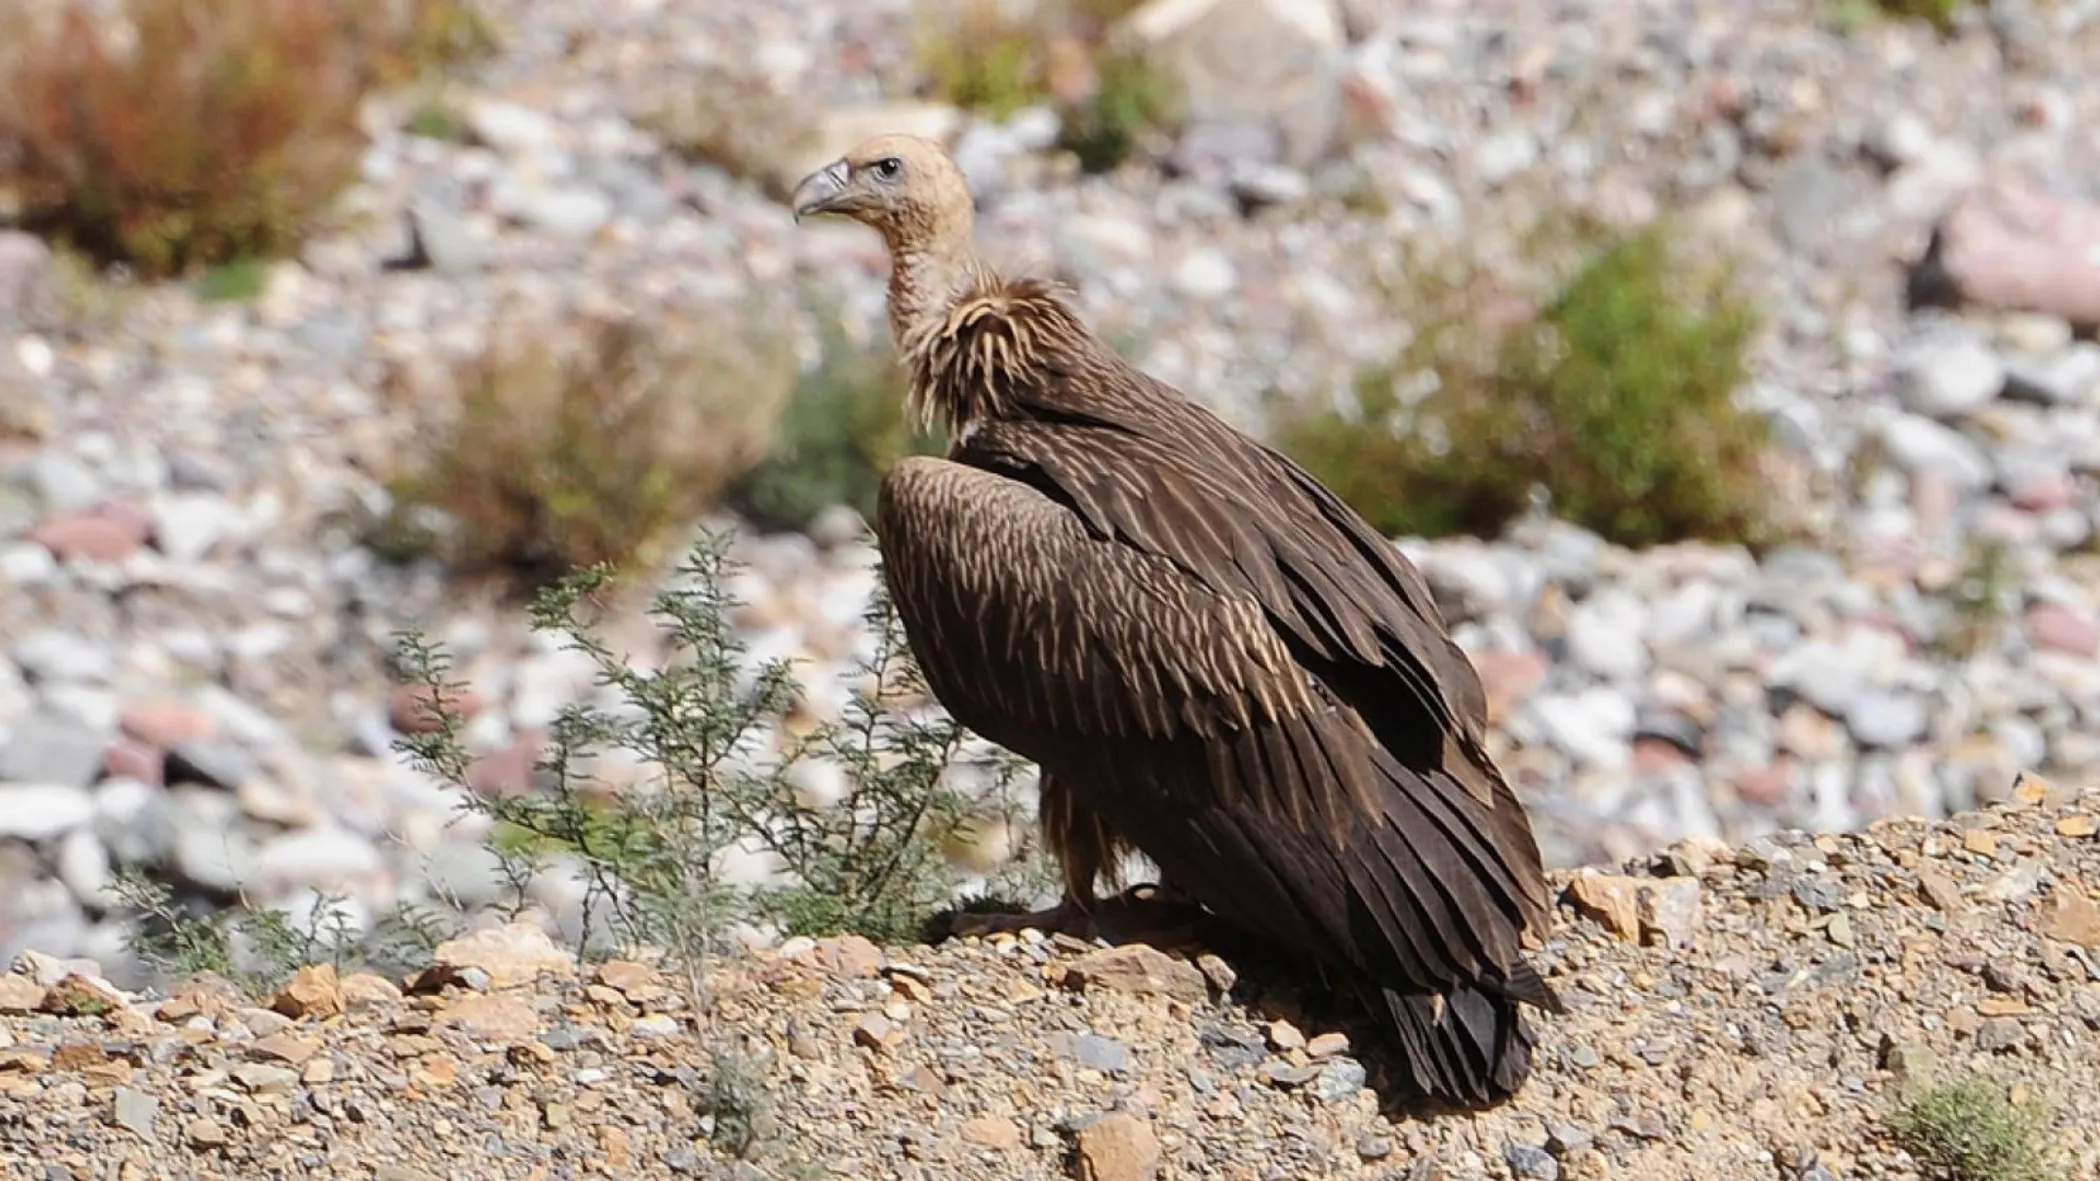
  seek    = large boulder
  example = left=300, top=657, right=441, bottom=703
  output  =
left=1116, top=0, right=1347, bottom=169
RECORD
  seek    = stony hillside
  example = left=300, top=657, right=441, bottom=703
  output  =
left=1, top=775, right=2095, bottom=1180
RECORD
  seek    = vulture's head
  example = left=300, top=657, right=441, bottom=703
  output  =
left=790, top=134, right=973, bottom=251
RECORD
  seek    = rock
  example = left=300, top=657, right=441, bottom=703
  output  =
left=0, top=230, right=51, bottom=320
left=2043, top=884, right=2100, bottom=949
left=1893, top=333, right=2005, bottom=419
left=1121, top=0, right=1346, bottom=169
left=1566, top=592, right=1651, bottom=681
left=434, top=993, right=540, bottom=1041
left=1053, top=1032, right=1130, bottom=1073
left=271, top=965, right=344, bottom=1021
left=1564, top=874, right=1701, bottom=947
left=117, top=701, right=213, bottom=748
left=417, top=922, right=576, bottom=991
left=1878, top=413, right=1993, bottom=492
left=0, top=784, right=95, bottom=842
left=111, top=1086, right=158, bottom=1141
left=0, top=975, right=44, bottom=1014
left=1072, top=1112, right=1161, bottom=1181
left=1925, top=179, right=2100, bottom=329
left=0, top=716, right=108, bottom=788
left=30, top=508, right=149, bottom=562
left=512, top=186, right=614, bottom=238
left=960, top=1116, right=1022, bottom=1152
left=256, top=827, right=383, bottom=887
left=1310, top=1057, right=1366, bottom=1102
left=466, top=100, right=559, bottom=157
left=149, top=494, right=233, bottom=563
left=1061, top=946, right=1209, bottom=1003
left=2025, top=602, right=2100, bottom=657
left=1845, top=691, right=1929, bottom=749
left=404, top=197, right=488, bottom=274
left=1506, top=1143, right=1561, bottom=1180
left=1564, top=874, right=1642, bottom=940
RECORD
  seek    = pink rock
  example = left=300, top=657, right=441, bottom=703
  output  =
left=103, top=740, right=164, bottom=786
left=1926, top=179, right=2100, bottom=329
left=30, top=507, right=149, bottom=562
left=1471, top=649, right=1549, bottom=724
left=2026, top=602, right=2100, bottom=657
left=119, top=700, right=214, bottom=747
left=1732, top=760, right=1795, bottom=808
left=465, top=731, right=542, bottom=799
left=1632, top=737, right=1692, bottom=774
left=2009, top=471, right=2078, bottom=513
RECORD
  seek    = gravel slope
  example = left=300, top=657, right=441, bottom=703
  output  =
left=2, top=776, right=2095, bottom=1180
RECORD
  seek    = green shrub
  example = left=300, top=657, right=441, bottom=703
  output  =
left=913, top=0, right=1172, bottom=172
left=725, top=315, right=942, bottom=534
left=1844, top=0, right=1967, bottom=34
left=1276, top=220, right=1776, bottom=549
left=0, top=0, right=494, bottom=279
left=381, top=305, right=794, bottom=588
left=1886, top=1073, right=2068, bottom=1181
left=392, top=532, right=1042, bottom=987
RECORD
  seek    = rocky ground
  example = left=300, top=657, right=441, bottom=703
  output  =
left=1, top=775, right=2096, bottom=1180
left=6, top=0, right=2100, bottom=1045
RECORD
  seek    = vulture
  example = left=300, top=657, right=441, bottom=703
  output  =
left=791, top=134, right=1563, bottom=1108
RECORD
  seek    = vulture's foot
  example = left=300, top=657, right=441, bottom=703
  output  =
left=942, top=897, right=1099, bottom=941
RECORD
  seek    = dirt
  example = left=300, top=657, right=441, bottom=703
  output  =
left=2, top=774, right=2097, bottom=1180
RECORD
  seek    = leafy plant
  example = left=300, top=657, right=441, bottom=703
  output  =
left=392, top=531, right=1039, bottom=1003
left=111, top=869, right=455, bottom=996
left=0, top=0, right=371, bottom=277
left=1277, top=219, right=1777, bottom=548
left=1886, top=1073, right=2068, bottom=1181
left=726, top=315, right=940, bottom=534
left=381, top=304, right=795, bottom=589
left=912, top=0, right=1172, bottom=171
left=0, top=0, right=495, bottom=278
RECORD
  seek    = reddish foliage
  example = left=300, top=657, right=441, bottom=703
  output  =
left=0, top=0, right=491, bottom=277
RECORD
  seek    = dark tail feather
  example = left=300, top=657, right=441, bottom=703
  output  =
left=1363, top=978, right=1538, bottom=1108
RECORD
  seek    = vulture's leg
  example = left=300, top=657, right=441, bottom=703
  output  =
left=945, top=772, right=1111, bottom=939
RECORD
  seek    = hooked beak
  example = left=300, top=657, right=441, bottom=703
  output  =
left=791, top=159, right=851, bottom=223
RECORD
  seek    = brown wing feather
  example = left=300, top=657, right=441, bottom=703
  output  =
left=877, top=456, right=1551, bottom=1001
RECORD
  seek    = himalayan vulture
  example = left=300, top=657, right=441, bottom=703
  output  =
left=791, top=134, right=1562, bottom=1107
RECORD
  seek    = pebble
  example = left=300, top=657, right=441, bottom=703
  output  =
left=0, top=0, right=2099, bottom=1003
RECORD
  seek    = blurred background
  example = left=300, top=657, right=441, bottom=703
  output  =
left=3, top=0, right=2100, bottom=987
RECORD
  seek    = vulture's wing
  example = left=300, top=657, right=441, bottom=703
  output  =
left=876, top=452, right=1551, bottom=1004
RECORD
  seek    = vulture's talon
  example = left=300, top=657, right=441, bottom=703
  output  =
left=942, top=900, right=1098, bottom=942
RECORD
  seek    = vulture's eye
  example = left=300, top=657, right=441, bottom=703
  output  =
left=871, top=156, right=903, bottom=181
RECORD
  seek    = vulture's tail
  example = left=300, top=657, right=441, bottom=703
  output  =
left=1360, top=975, right=1540, bottom=1108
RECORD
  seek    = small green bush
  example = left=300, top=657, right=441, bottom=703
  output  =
left=1886, top=1073, right=2068, bottom=1181
left=1277, top=220, right=1776, bottom=549
left=393, top=532, right=1041, bottom=988
left=1846, top=0, right=1968, bottom=34
left=913, top=0, right=1172, bottom=172
left=726, top=315, right=942, bottom=534
left=382, top=305, right=794, bottom=588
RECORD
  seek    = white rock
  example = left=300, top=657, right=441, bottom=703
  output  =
left=467, top=100, right=560, bottom=157
left=1878, top=413, right=1994, bottom=492
left=0, top=784, right=96, bottom=842
left=1122, top=0, right=1347, bottom=168
left=255, top=826, right=383, bottom=887
left=1893, top=336, right=2005, bottom=419
left=55, top=828, right=113, bottom=907
left=1566, top=592, right=1652, bottom=681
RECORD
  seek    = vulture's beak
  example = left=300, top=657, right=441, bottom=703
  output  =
left=791, top=160, right=851, bottom=222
